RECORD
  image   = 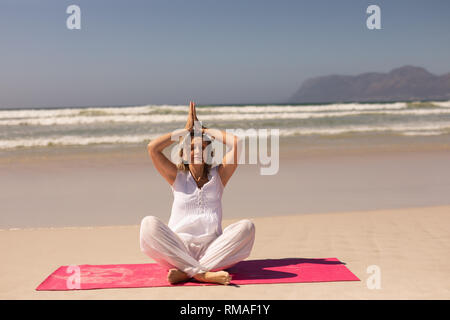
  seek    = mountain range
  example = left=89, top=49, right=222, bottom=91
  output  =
left=288, top=66, right=450, bottom=103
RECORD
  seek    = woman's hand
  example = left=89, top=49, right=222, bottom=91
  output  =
left=184, top=101, right=195, bottom=131
left=192, top=101, right=199, bottom=121
left=185, top=101, right=206, bottom=132
left=192, top=101, right=208, bottom=131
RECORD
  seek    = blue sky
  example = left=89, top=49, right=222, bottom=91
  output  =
left=0, top=0, right=449, bottom=108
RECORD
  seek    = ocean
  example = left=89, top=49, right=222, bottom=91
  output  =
left=1, top=100, right=450, bottom=150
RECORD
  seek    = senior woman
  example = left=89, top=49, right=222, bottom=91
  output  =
left=140, top=101, right=255, bottom=285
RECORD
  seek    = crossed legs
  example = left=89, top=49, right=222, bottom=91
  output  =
left=139, top=216, right=256, bottom=285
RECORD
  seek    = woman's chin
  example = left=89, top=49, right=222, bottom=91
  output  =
left=190, top=157, right=203, bottom=164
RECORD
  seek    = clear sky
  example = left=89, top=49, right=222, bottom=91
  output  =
left=0, top=0, right=449, bottom=108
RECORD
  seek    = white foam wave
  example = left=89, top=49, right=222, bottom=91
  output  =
left=432, top=101, right=450, bottom=108
left=0, top=105, right=184, bottom=120
left=1, top=122, right=449, bottom=149
left=401, top=131, right=444, bottom=136
left=4, top=101, right=450, bottom=122
left=281, top=122, right=450, bottom=136
left=0, top=134, right=159, bottom=149
left=199, top=102, right=409, bottom=113
left=0, top=102, right=411, bottom=120
left=1, top=107, right=450, bottom=126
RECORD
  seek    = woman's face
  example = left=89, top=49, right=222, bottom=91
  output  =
left=190, top=136, right=208, bottom=164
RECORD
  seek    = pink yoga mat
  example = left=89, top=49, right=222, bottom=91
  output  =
left=36, top=258, right=360, bottom=290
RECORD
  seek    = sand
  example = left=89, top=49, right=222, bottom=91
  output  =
left=0, top=136, right=449, bottom=299
left=0, top=205, right=449, bottom=299
left=1, top=137, right=450, bottom=229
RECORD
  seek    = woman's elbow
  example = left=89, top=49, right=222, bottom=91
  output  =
left=147, top=142, right=157, bottom=155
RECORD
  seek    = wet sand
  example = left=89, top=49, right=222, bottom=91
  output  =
left=0, top=136, right=449, bottom=228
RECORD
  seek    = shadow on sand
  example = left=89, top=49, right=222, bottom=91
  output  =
left=216, top=258, right=346, bottom=288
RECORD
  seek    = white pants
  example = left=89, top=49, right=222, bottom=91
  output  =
left=139, top=216, right=256, bottom=278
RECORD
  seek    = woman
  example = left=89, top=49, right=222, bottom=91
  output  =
left=140, top=101, right=255, bottom=285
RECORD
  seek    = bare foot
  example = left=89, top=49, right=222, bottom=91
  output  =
left=193, top=271, right=232, bottom=285
left=167, top=268, right=191, bottom=284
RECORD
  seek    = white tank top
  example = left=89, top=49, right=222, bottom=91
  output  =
left=168, top=165, right=224, bottom=246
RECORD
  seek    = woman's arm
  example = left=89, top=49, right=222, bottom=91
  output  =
left=147, top=101, right=195, bottom=186
left=147, top=128, right=188, bottom=186
left=203, top=127, right=239, bottom=187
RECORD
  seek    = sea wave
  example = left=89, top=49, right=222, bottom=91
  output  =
left=1, top=101, right=449, bottom=149
left=1, top=122, right=449, bottom=149
left=432, top=101, right=450, bottom=108
left=0, top=134, right=159, bottom=149
left=1, top=108, right=450, bottom=126
left=3, top=101, right=450, bottom=121
left=281, top=122, right=450, bottom=137
left=0, top=101, right=431, bottom=121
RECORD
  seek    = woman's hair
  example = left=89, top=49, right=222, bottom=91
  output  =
left=176, top=131, right=215, bottom=177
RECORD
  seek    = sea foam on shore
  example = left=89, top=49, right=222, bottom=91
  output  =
left=1, top=101, right=450, bottom=150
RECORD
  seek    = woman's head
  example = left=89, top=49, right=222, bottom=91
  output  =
left=176, top=131, right=214, bottom=171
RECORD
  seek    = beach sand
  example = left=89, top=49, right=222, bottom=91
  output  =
left=1, top=136, right=449, bottom=229
left=0, top=205, right=449, bottom=299
left=0, top=136, right=449, bottom=299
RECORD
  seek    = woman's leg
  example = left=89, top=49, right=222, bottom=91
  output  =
left=198, top=219, right=256, bottom=273
left=139, top=215, right=209, bottom=278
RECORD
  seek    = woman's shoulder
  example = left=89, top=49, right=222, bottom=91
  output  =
left=171, top=169, right=188, bottom=191
left=211, top=165, right=220, bottom=177
left=212, top=164, right=222, bottom=176
left=212, top=165, right=224, bottom=189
